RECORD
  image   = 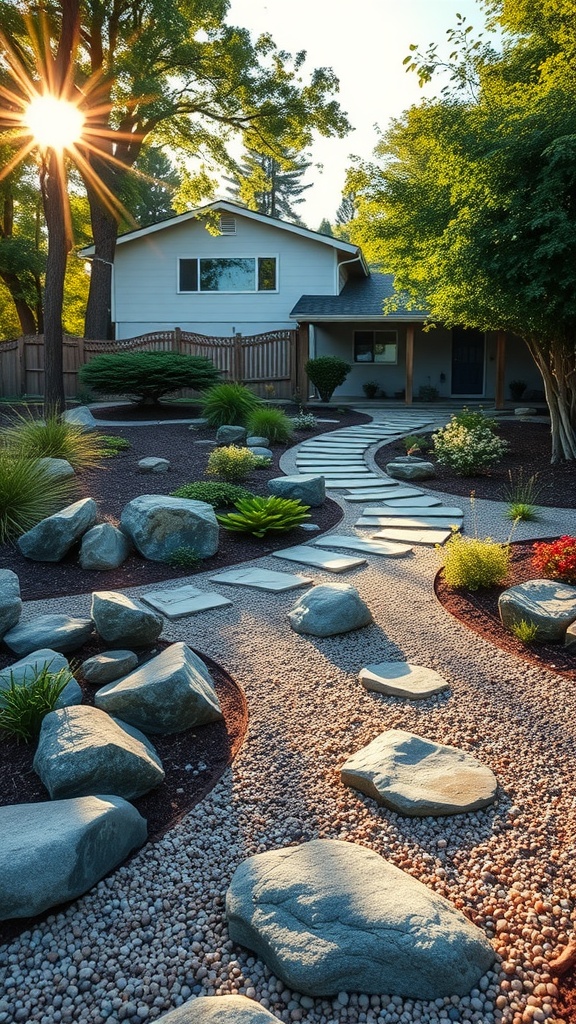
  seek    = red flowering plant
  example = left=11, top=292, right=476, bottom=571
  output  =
left=531, top=536, right=576, bottom=585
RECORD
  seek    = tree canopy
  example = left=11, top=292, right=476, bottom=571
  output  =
left=348, top=2, right=576, bottom=461
left=225, top=147, right=313, bottom=224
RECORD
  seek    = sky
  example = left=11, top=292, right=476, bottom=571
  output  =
left=226, top=0, right=486, bottom=229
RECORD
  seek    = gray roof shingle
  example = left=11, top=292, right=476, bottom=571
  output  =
left=290, top=273, right=428, bottom=320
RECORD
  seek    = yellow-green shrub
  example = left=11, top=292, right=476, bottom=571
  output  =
left=438, top=532, right=511, bottom=590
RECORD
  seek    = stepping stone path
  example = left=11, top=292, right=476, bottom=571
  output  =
left=272, top=545, right=366, bottom=573
left=226, top=839, right=495, bottom=998
left=141, top=584, right=232, bottom=619
left=358, top=505, right=464, bottom=518
left=209, top=567, right=313, bottom=591
left=359, top=662, right=451, bottom=699
left=341, top=729, right=498, bottom=816
left=312, top=535, right=412, bottom=557
left=373, top=527, right=453, bottom=546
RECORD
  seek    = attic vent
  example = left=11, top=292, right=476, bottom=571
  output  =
left=219, top=215, right=236, bottom=235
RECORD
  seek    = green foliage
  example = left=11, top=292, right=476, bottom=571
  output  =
left=506, top=502, right=538, bottom=522
left=2, top=411, right=107, bottom=471
left=532, top=536, right=576, bottom=585
left=432, top=417, right=509, bottom=475
left=362, top=381, right=380, bottom=399
left=403, top=433, right=431, bottom=454
left=291, top=409, right=318, bottom=431
left=78, top=352, right=220, bottom=405
left=0, top=454, right=74, bottom=542
left=439, top=532, right=511, bottom=590
left=0, top=665, right=72, bottom=743
left=99, top=435, right=131, bottom=458
left=509, top=380, right=527, bottom=401
left=217, top=495, right=310, bottom=537
left=247, top=407, right=294, bottom=444
left=452, top=407, right=499, bottom=434
left=305, top=357, right=351, bottom=403
left=225, top=147, right=313, bottom=223
left=164, top=546, right=202, bottom=569
left=206, top=445, right=264, bottom=482
left=200, top=382, right=262, bottom=427
left=502, top=470, right=542, bottom=521
left=171, top=481, right=254, bottom=508
left=417, top=384, right=439, bottom=402
left=508, top=618, right=541, bottom=645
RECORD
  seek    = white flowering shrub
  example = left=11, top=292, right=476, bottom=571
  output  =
left=432, top=419, right=509, bottom=475
left=291, top=410, right=318, bottom=430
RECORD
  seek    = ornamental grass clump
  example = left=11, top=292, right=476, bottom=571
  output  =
left=532, top=536, right=576, bottom=585
left=432, top=417, right=509, bottom=475
left=0, top=665, right=72, bottom=743
left=206, top=445, right=264, bottom=482
left=247, top=407, right=294, bottom=444
left=217, top=495, right=310, bottom=537
left=171, top=481, right=255, bottom=508
left=2, top=410, right=107, bottom=471
left=0, top=454, right=75, bottom=543
left=501, top=469, right=542, bottom=522
left=438, top=531, right=511, bottom=590
left=200, top=382, right=262, bottom=427
left=508, top=618, right=541, bottom=645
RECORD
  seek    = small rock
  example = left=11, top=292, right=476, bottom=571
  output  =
left=249, top=447, right=273, bottom=459
left=514, top=407, right=538, bottom=416
left=246, top=436, right=269, bottom=447
left=37, top=457, right=75, bottom=482
left=288, top=583, right=372, bottom=637
left=17, top=498, right=98, bottom=562
left=63, top=406, right=98, bottom=431
left=498, top=578, right=576, bottom=642
left=386, top=461, right=435, bottom=481
left=268, top=475, right=325, bottom=507
left=156, top=996, right=279, bottom=1022
left=0, top=648, right=82, bottom=707
left=137, top=457, right=170, bottom=473
left=91, top=591, right=163, bottom=646
left=216, top=425, right=246, bottom=446
left=79, top=523, right=131, bottom=570
left=80, top=650, right=139, bottom=685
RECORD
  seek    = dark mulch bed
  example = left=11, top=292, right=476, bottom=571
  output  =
left=0, top=406, right=369, bottom=601
left=375, top=418, right=576, bottom=508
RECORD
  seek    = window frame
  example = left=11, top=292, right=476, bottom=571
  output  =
left=177, top=255, right=279, bottom=294
left=353, top=329, right=399, bottom=364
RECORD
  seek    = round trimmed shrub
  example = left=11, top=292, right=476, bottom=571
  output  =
left=305, top=356, right=351, bottom=403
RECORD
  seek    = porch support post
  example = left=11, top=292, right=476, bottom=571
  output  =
left=405, top=323, right=414, bottom=405
left=297, top=322, right=310, bottom=401
left=495, top=330, right=506, bottom=409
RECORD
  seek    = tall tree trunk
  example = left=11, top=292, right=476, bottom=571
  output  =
left=524, top=336, right=576, bottom=462
left=83, top=194, right=116, bottom=339
left=42, top=153, right=68, bottom=415
left=0, top=272, right=38, bottom=334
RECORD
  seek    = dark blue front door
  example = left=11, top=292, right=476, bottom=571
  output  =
left=451, top=328, right=485, bottom=396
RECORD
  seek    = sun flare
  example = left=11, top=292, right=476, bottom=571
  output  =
left=24, top=93, right=85, bottom=152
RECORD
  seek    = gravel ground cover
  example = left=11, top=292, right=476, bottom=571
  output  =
left=2, top=416, right=576, bottom=1024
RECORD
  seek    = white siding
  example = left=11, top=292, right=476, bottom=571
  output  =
left=114, top=215, right=337, bottom=339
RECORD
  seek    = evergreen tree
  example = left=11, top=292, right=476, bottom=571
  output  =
left=226, top=148, right=314, bottom=224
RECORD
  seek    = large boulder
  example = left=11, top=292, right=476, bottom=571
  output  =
left=216, top=425, right=246, bottom=446
left=0, top=648, right=82, bottom=708
left=0, top=569, right=22, bottom=638
left=34, top=705, right=165, bottom=800
left=79, top=524, right=131, bottom=570
left=268, top=475, right=325, bottom=507
left=226, top=839, right=495, bottom=998
left=91, top=591, right=163, bottom=646
left=0, top=795, right=147, bottom=920
left=386, top=460, right=435, bottom=481
left=3, top=615, right=94, bottom=656
left=498, top=578, right=576, bottom=642
left=95, top=641, right=222, bottom=734
left=288, top=583, right=372, bottom=637
left=17, top=498, right=98, bottom=562
left=81, top=650, right=139, bottom=685
left=120, top=495, right=219, bottom=562
left=341, top=730, right=497, bottom=816
left=157, top=996, right=278, bottom=1023
left=63, top=405, right=98, bottom=431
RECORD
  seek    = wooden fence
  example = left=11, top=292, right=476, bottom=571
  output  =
left=0, top=328, right=305, bottom=401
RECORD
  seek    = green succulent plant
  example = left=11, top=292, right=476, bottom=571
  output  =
left=216, top=495, right=310, bottom=537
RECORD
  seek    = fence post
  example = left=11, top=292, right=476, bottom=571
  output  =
left=233, top=333, right=243, bottom=381
left=17, top=336, right=25, bottom=397
left=174, top=327, right=182, bottom=353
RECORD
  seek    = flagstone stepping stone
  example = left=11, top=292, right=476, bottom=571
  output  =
left=382, top=495, right=443, bottom=507
left=344, top=489, right=403, bottom=502
left=81, top=650, right=139, bottom=685
left=345, top=478, right=412, bottom=489
left=299, top=468, right=371, bottom=477
left=288, top=583, right=372, bottom=636
left=312, top=535, right=412, bottom=557
left=498, top=578, right=576, bottom=641
left=158, top=996, right=279, bottom=1023
left=272, top=545, right=366, bottom=573
left=368, top=517, right=460, bottom=531
left=95, top=641, right=222, bottom=734
left=0, top=569, right=21, bottom=638
left=359, top=662, right=451, bottom=699
left=17, top=497, right=98, bottom=562
left=341, top=729, right=498, bottom=816
left=268, top=474, right=325, bottom=506
left=3, top=615, right=94, bottom=656
left=209, top=567, right=313, bottom=591
left=120, top=495, right=219, bottom=561
left=352, top=489, right=424, bottom=506
left=372, top=527, right=452, bottom=546
left=0, top=795, right=147, bottom=920
left=91, top=591, right=163, bottom=645
left=226, top=838, right=494, bottom=998
left=141, top=585, right=232, bottom=619
left=0, top=648, right=82, bottom=706
left=34, top=705, right=165, bottom=800
left=297, top=456, right=365, bottom=464
left=356, top=505, right=464, bottom=518
left=79, top=523, right=131, bottom=570
left=323, top=478, right=383, bottom=489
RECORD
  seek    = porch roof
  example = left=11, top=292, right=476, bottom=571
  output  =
left=290, top=272, right=428, bottom=322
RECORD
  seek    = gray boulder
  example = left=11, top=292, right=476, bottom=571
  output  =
left=248, top=447, right=273, bottom=459
left=138, top=457, right=170, bottom=473
left=81, top=650, right=138, bottom=685
left=95, top=641, right=222, bottom=735
left=268, top=474, right=325, bottom=507
left=91, top=591, right=163, bottom=646
left=37, top=457, right=75, bottom=482
left=157, top=996, right=278, bottom=1023
left=79, top=523, right=131, bottom=570
left=226, top=839, right=495, bottom=998
left=386, top=461, right=435, bottom=481
left=0, top=795, right=147, bottom=920
left=565, top=622, right=576, bottom=648
left=0, top=569, right=22, bottom=638
left=216, top=425, right=246, bottom=446
left=246, top=436, right=269, bottom=448
left=288, top=584, right=372, bottom=637
left=120, top=495, right=219, bottom=562
left=341, top=729, right=497, bottom=816
left=514, top=407, right=538, bottom=417
left=63, top=405, right=98, bottom=431
left=0, top=648, right=82, bottom=707
left=3, top=615, right=94, bottom=656
left=34, top=705, right=165, bottom=800
left=498, top=578, right=576, bottom=642
left=17, top=497, right=98, bottom=562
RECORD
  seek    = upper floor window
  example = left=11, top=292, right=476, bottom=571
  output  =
left=354, top=330, right=398, bottom=363
left=178, top=257, right=277, bottom=293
